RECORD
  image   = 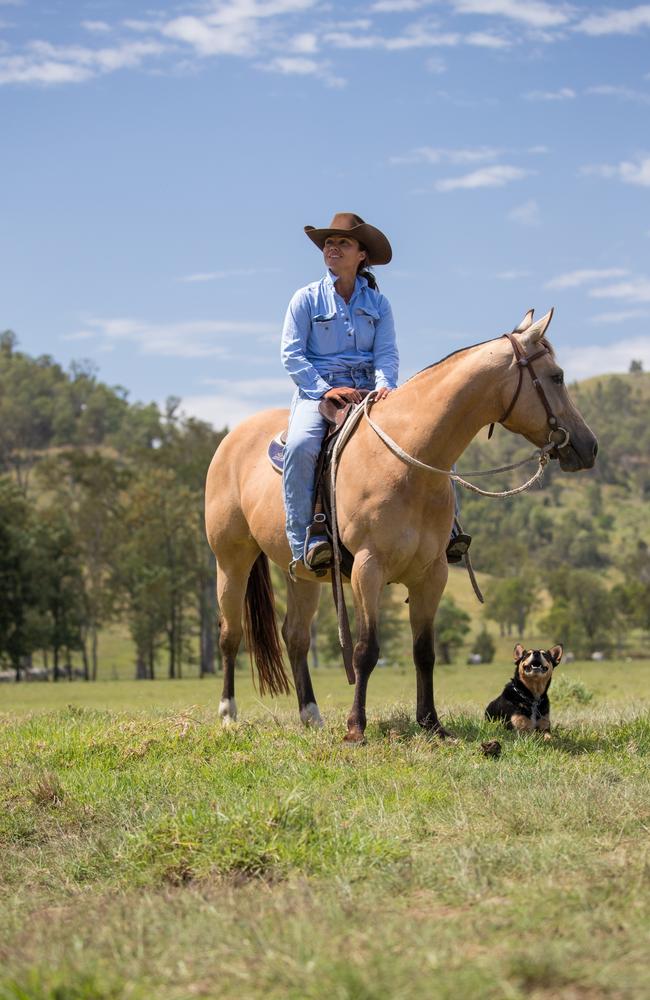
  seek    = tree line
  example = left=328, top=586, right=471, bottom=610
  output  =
left=1, top=331, right=649, bottom=675
left=0, top=332, right=225, bottom=681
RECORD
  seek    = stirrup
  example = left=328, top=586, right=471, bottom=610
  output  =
left=446, top=532, right=472, bottom=564
left=304, top=538, right=332, bottom=571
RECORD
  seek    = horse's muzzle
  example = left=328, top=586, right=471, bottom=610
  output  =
left=556, top=431, right=598, bottom=472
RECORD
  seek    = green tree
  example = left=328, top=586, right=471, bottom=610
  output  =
left=111, top=467, right=196, bottom=679
left=0, top=477, right=37, bottom=679
left=472, top=627, right=496, bottom=663
left=541, top=569, right=618, bottom=658
left=434, top=597, right=471, bottom=664
left=34, top=509, right=86, bottom=680
left=151, top=415, right=226, bottom=676
left=37, top=451, right=127, bottom=680
left=485, top=577, right=537, bottom=637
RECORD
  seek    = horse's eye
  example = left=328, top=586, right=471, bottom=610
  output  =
left=551, top=372, right=564, bottom=385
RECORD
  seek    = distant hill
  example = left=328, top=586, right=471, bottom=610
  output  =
left=1, top=330, right=648, bottom=671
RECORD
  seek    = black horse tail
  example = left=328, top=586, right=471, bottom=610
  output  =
left=243, top=553, right=291, bottom=697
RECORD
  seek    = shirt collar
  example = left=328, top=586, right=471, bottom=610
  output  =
left=324, top=270, right=368, bottom=296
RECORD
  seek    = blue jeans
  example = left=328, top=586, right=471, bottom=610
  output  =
left=283, top=365, right=374, bottom=561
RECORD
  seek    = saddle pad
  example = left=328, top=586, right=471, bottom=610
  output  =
left=268, top=431, right=286, bottom=474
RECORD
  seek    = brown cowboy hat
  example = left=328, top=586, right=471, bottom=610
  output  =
left=304, top=212, right=392, bottom=266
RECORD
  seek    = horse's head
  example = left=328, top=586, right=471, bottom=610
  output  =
left=500, top=309, right=598, bottom=472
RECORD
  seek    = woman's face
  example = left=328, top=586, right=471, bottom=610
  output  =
left=323, top=236, right=367, bottom=276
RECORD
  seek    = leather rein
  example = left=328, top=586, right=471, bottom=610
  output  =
left=488, top=331, right=570, bottom=450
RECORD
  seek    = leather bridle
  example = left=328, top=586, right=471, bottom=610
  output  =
left=487, top=331, right=570, bottom=450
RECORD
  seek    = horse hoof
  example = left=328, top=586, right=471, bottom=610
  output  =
left=218, top=698, right=238, bottom=726
left=300, top=703, right=324, bottom=728
left=343, top=730, right=366, bottom=745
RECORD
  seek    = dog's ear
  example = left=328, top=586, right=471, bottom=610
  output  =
left=513, top=643, right=525, bottom=662
left=549, top=644, right=563, bottom=666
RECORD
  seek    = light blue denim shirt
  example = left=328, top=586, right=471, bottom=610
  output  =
left=281, top=271, right=399, bottom=400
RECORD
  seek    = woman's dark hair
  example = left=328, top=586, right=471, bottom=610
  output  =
left=356, top=244, right=378, bottom=289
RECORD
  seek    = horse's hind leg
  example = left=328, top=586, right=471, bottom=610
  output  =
left=216, top=546, right=259, bottom=725
left=282, top=576, right=323, bottom=727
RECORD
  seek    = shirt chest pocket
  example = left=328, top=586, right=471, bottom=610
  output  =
left=310, top=314, right=343, bottom=353
left=355, top=309, right=379, bottom=351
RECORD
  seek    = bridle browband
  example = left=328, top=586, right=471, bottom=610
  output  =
left=487, top=331, right=570, bottom=449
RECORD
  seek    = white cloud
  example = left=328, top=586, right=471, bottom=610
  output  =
left=508, top=198, right=540, bottom=226
left=496, top=269, right=532, bottom=280
left=391, top=145, right=501, bottom=165
left=81, top=21, right=111, bottom=34
left=562, top=337, right=650, bottom=381
left=288, top=32, right=318, bottom=53
left=589, top=278, right=650, bottom=303
left=370, top=0, right=429, bottom=10
left=524, top=86, right=575, bottom=100
left=160, top=1, right=317, bottom=58
left=323, top=26, right=461, bottom=49
left=589, top=309, right=650, bottom=324
left=545, top=268, right=628, bottom=290
left=466, top=30, right=510, bottom=47
left=181, top=378, right=291, bottom=429
left=161, top=14, right=257, bottom=57
left=436, top=164, right=530, bottom=191
left=586, top=83, right=650, bottom=105
left=576, top=6, right=650, bottom=36
left=262, top=55, right=345, bottom=86
left=179, top=266, right=281, bottom=283
left=0, top=1, right=337, bottom=88
left=0, top=56, right=92, bottom=85
left=425, top=54, right=447, bottom=72
left=451, top=0, right=571, bottom=29
left=581, top=156, right=650, bottom=187
left=67, top=317, right=277, bottom=358
left=60, top=330, right=95, bottom=342
left=200, top=376, right=289, bottom=395
left=0, top=38, right=167, bottom=85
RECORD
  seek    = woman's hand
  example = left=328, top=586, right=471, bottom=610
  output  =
left=323, top=386, right=363, bottom=405
left=374, top=387, right=392, bottom=401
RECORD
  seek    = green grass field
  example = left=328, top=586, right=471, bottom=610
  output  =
left=1, top=663, right=649, bottom=1000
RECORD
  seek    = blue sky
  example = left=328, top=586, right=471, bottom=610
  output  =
left=1, top=0, right=649, bottom=428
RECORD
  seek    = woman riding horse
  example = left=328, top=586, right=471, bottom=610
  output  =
left=280, top=212, right=470, bottom=574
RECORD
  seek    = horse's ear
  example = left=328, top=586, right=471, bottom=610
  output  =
left=514, top=309, right=534, bottom=332
left=519, top=307, right=554, bottom=350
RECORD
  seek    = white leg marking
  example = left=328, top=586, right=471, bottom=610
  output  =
left=300, top=702, right=323, bottom=728
left=219, top=698, right=238, bottom=726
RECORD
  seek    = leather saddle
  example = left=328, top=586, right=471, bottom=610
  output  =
left=268, top=392, right=370, bottom=577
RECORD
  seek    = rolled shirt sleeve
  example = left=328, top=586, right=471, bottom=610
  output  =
left=281, top=289, right=332, bottom=400
left=372, top=295, right=399, bottom=390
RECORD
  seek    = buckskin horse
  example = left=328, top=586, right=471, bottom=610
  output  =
left=205, top=309, right=597, bottom=741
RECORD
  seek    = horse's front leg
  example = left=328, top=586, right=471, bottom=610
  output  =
left=344, top=553, right=383, bottom=743
left=408, top=560, right=452, bottom=738
left=282, top=575, right=323, bottom=727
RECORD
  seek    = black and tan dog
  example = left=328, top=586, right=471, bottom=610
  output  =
left=485, top=644, right=563, bottom=735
